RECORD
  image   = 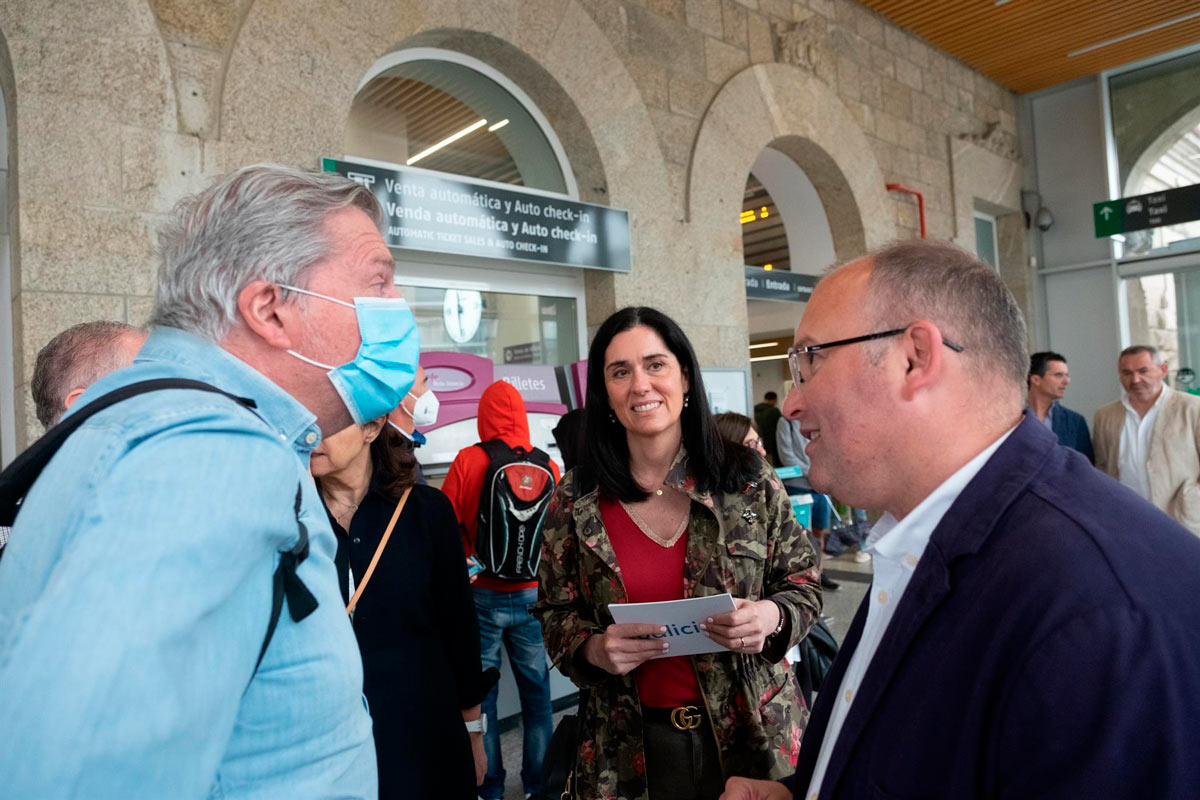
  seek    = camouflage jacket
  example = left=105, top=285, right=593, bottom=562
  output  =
left=533, top=448, right=822, bottom=800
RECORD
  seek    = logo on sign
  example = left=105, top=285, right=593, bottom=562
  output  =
left=425, top=366, right=474, bottom=393
left=346, top=171, right=376, bottom=189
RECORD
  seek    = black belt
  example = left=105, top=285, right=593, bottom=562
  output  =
left=642, top=704, right=707, bottom=731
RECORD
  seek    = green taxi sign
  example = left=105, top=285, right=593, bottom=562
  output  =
left=1093, top=200, right=1123, bottom=238
left=1093, top=183, right=1200, bottom=238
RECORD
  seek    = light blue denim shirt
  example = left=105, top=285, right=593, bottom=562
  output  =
left=0, top=327, right=376, bottom=799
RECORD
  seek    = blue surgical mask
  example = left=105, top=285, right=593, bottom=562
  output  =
left=281, top=285, right=420, bottom=425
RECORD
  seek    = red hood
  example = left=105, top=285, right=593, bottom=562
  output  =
left=477, top=380, right=531, bottom=448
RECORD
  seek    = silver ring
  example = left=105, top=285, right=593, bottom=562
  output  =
left=740, top=636, right=746, bottom=650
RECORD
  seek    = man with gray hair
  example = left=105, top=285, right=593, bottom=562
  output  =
left=31, top=320, right=145, bottom=427
left=723, top=240, right=1200, bottom=800
left=1093, top=344, right=1200, bottom=534
left=0, top=164, right=422, bottom=797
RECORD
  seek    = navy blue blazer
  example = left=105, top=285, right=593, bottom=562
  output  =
left=788, top=415, right=1200, bottom=799
left=1049, top=402, right=1094, bottom=464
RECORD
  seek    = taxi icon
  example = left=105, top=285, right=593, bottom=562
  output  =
left=1125, top=199, right=1144, bottom=214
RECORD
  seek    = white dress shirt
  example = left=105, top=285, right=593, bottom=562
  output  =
left=803, top=426, right=1016, bottom=800
left=1117, top=387, right=1169, bottom=501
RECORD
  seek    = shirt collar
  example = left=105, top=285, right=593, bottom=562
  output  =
left=138, top=326, right=322, bottom=450
left=868, top=425, right=1018, bottom=567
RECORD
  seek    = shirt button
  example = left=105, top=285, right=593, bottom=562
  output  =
left=844, top=689, right=854, bottom=703
left=352, top=537, right=361, bottom=544
left=877, top=590, right=888, bottom=603
left=305, top=432, right=318, bottom=445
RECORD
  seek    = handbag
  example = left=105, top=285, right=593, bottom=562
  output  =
left=345, top=486, right=412, bottom=615
left=536, top=689, right=589, bottom=800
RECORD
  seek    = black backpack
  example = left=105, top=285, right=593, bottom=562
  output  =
left=0, top=379, right=317, bottom=671
left=474, top=440, right=557, bottom=581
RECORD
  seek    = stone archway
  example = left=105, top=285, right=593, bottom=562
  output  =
left=688, top=63, right=894, bottom=270
left=213, top=0, right=676, bottom=332
left=685, top=63, right=895, bottom=352
left=1123, top=103, right=1200, bottom=197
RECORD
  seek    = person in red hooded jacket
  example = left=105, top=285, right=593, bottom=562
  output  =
left=442, top=380, right=560, bottom=800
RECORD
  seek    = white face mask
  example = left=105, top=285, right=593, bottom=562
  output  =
left=401, top=389, right=440, bottom=427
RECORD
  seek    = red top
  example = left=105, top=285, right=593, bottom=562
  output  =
left=600, top=496, right=703, bottom=708
left=442, top=381, right=561, bottom=592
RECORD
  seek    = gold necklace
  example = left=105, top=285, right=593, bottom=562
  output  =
left=619, top=499, right=688, bottom=548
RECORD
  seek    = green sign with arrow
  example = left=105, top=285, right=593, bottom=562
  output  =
left=1093, top=200, right=1122, bottom=237
left=1093, top=183, right=1200, bottom=238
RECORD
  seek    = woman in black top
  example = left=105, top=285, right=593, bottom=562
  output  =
left=311, top=418, right=494, bottom=799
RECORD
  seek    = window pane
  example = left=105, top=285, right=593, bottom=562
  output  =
left=1109, top=51, right=1200, bottom=255
left=1121, top=265, right=1200, bottom=391
left=974, top=215, right=997, bottom=270
left=400, top=286, right=579, bottom=366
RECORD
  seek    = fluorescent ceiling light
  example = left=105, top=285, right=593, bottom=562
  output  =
left=749, top=342, right=778, bottom=350
left=407, top=119, right=488, bottom=165
left=488, top=119, right=510, bottom=132
left=1067, top=11, right=1200, bottom=58
left=749, top=353, right=789, bottom=362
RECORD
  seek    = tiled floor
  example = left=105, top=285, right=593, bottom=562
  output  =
left=494, top=552, right=872, bottom=799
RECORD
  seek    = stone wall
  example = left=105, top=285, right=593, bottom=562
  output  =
left=0, top=0, right=1021, bottom=448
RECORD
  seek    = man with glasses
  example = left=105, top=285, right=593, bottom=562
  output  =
left=1093, top=344, right=1200, bottom=534
left=721, top=240, right=1200, bottom=800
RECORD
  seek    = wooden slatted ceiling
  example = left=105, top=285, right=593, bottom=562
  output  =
left=742, top=177, right=791, bottom=271
left=352, top=75, right=523, bottom=186
left=859, top=0, right=1200, bottom=94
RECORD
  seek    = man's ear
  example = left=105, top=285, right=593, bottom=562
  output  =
left=898, top=320, right=946, bottom=401
left=237, top=280, right=295, bottom=350
left=62, top=387, right=87, bottom=414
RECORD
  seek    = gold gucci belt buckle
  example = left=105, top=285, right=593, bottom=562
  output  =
left=669, top=705, right=702, bottom=731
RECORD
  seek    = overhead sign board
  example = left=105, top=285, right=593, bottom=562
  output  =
left=323, top=157, right=631, bottom=272
left=744, top=266, right=818, bottom=303
left=1093, top=183, right=1200, bottom=238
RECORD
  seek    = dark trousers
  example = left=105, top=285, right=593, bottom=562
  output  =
left=642, top=707, right=724, bottom=800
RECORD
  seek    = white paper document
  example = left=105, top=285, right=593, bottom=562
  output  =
left=607, top=593, right=737, bottom=658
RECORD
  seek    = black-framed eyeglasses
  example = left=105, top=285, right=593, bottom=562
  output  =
left=787, top=326, right=965, bottom=385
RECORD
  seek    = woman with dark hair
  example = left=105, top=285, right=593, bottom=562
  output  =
left=311, top=420, right=495, bottom=799
left=534, top=307, right=822, bottom=800
left=714, top=411, right=769, bottom=460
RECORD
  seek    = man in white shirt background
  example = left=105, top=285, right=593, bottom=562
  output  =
left=1093, top=345, right=1200, bottom=534
left=721, top=240, right=1200, bottom=800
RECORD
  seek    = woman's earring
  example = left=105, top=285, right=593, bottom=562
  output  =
left=609, top=411, right=617, bottom=423
left=684, top=393, right=689, bottom=408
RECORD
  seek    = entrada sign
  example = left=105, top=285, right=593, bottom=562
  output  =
left=1093, top=183, right=1200, bottom=238
left=744, top=266, right=818, bottom=303
left=323, top=157, right=631, bottom=272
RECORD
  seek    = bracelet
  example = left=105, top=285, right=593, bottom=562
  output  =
left=768, top=600, right=785, bottom=638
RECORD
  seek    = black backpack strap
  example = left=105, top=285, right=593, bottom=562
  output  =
left=0, top=377, right=317, bottom=675
left=256, top=483, right=319, bottom=672
left=525, top=446, right=554, bottom=471
left=476, top=439, right=516, bottom=461
left=0, top=379, right=256, bottom=526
